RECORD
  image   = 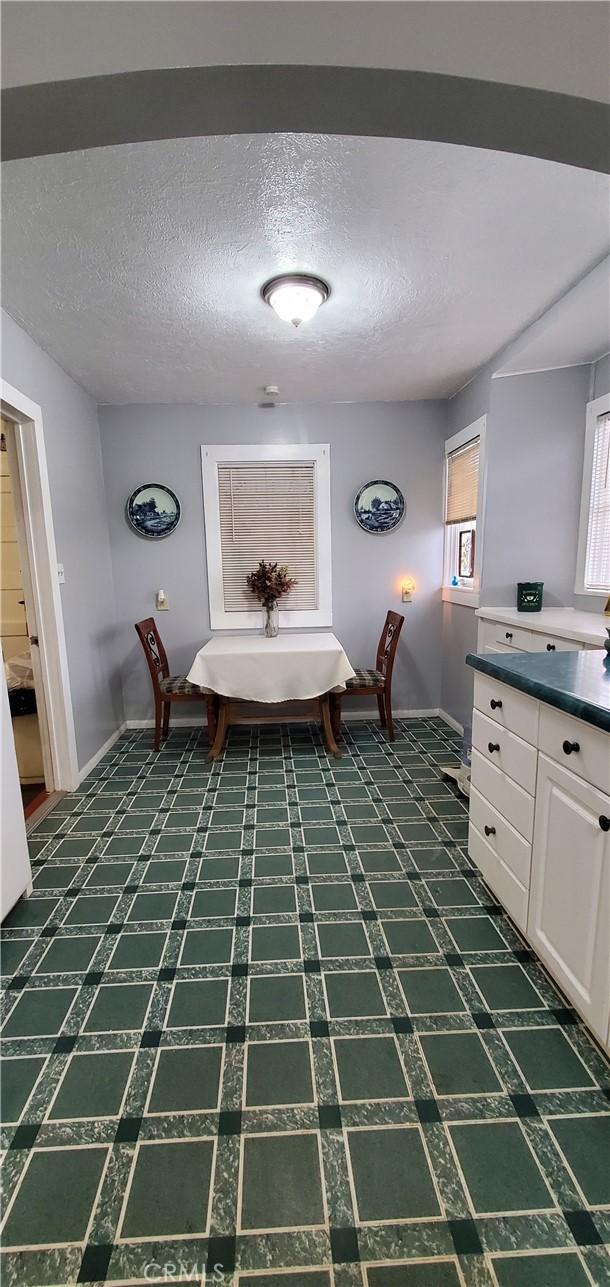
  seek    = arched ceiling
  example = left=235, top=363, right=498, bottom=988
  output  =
left=3, top=1, right=609, bottom=101
left=2, top=3, right=609, bottom=170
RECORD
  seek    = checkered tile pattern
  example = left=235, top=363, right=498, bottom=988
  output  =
left=1, top=717, right=609, bottom=1287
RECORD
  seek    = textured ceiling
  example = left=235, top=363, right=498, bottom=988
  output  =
left=2, top=134, right=609, bottom=404
left=496, top=258, right=610, bottom=378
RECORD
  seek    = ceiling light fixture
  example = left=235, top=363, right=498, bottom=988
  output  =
left=262, top=274, right=330, bottom=328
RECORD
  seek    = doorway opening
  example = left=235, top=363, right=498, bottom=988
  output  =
left=1, top=383, right=79, bottom=831
left=2, top=416, right=53, bottom=819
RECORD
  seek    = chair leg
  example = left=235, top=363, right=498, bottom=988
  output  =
left=153, top=697, right=163, bottom=752
left=206, top=694, right=218, bottom=747
left=376, top=693, right=387, bottom=727
left=385, top=684, right=395, bottom=741
left=162, top=700, right=170, bottom=741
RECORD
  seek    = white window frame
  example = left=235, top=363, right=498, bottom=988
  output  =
left=441, top=415, right=486, bottom=609
left=201, top=443, right=332, bottom=630
left=575, top=393, right=610, bottom=596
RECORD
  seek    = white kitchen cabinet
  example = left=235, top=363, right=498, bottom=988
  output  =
left=469, top=644, right=610, bottom=1051
left=476, top=606, right=608, bottom=654
left=527, top=754, right=610, bottom=1047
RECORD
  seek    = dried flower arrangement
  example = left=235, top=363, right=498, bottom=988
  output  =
left=246, top=560, right=297, bottom=608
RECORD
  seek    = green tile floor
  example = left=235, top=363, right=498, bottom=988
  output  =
left=1, top=717, right=609, bottom=1286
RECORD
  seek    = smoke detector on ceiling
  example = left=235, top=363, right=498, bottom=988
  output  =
left=259, top=384, right=280, bottom=408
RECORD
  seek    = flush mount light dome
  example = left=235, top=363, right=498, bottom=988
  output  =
left=262, top=274, right=330, bottom=328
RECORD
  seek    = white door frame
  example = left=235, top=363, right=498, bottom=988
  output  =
left=1, top=379, right=79, bottom=791
left=3, top=424, right=55, bottom=791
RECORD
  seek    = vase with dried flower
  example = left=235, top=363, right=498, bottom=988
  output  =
left=246, top=560, right=297, bottom=637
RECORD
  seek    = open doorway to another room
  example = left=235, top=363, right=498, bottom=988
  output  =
left=1, top=416, right=54, bottom=821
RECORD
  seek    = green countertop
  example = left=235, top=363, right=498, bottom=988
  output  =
left=466, top=648, right=610, bottom=734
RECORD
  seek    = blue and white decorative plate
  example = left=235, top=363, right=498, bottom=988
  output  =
left=126, top=483, right=181, bottom=539
left=354, top=480, right=405, bottom=534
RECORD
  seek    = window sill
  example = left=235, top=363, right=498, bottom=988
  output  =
left=442, top=586, right=480, bottom=609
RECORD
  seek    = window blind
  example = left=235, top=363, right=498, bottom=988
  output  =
left=217, top=461, right=318, bottom=611
left=445, top=438, right=480, bottom=524
left=584, top=411, right=610, bottom=592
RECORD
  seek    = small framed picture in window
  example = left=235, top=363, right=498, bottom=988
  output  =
left=459, top=528, right=475, bottom=579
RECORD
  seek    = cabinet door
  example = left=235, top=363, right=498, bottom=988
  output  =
left=528, top=754, right=610, bottom=1045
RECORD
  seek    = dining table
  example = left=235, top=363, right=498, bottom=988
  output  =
left=187, top=631, right=356, bottom=760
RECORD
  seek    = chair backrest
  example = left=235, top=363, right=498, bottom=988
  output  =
left=134, top=618, right=170, bottom=695
left=375, top=610, right=405, bottom=679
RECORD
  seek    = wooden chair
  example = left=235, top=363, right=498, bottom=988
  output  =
left=134, top=618, right=217, bottom=751
left=342, top=610, right=405, bottom=740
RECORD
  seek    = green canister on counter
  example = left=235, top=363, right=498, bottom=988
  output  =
left=517, top=582, right=544, bottom=612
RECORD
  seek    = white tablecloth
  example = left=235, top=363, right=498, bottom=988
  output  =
left=187, top=632, right=355, bottom=703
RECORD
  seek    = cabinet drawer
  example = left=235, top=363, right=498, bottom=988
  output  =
left=472, top=710, right=538, bottom=794
left=539, top=706, right=610, bottom=796
left=470, top=749, right=535, bottom=840
left=490, top=623, right=533, bottom=651
left=468, top=821, right=529, bottom=931
left=526, top=634, right=583, bottom=654
left=474, top=673, right=539, bottom=745
left=470, top=786, right=532, bottom=889
left=477, top=619, right=531, bottom=653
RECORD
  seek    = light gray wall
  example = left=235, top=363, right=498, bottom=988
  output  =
left=440, top=601, right=477, bottom=733
left=1, top=309, right=123, bottom=769
left=98, top=400, right=447, bottom=722
left=579, top=353, right=610, bottom=612
left=440, top=355, right=609, bottom=728
left=593, top=351, right=610, bottom=398
left=483, top=365, right=595, bottom=607
left=447, top=363, right=493, bottom=435
left=438, top=367, right=493, bottom=728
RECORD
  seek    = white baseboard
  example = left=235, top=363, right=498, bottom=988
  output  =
left=76, top=709, right=462, bottom=782
left=437, top=709, right=464, bottom=736
left=125, top=708, right=455, bottom=729
left=77, top=722, right=127, bottom=783
left=342, top=707, right=440, bottom=721
left=125, top=717, right=207, bottom=729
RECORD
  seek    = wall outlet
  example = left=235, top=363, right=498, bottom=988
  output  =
left=57, top=564, right=65, bottom=584
left=156, top=589, right=169, bottom=611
